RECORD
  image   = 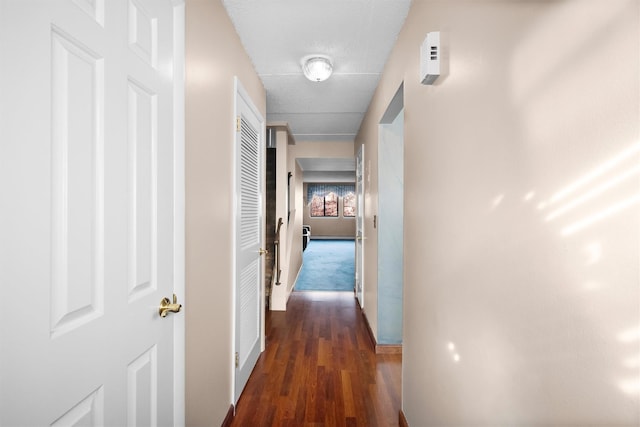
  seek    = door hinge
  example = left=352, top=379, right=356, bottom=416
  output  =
left=235, top=352, right=239, bottom=368
left=236, top=116, right=241, bottom=132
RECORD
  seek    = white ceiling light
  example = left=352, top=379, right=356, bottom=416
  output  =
left=301, top=55, right=333, bottom=82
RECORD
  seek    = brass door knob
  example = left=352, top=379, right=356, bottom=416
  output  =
left=159, top=294, right=182, bottom=318
left=258, top=248, right=268, bottom=255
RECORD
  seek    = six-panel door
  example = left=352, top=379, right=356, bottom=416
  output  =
left=0, top=1, right=181, bottom=425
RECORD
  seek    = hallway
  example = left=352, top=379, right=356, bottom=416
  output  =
left=231, top=291, right=402, bottom=426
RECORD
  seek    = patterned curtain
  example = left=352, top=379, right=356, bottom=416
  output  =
left=306, top=184, right=355, bottom=204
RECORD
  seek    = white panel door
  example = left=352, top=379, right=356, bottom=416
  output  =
left=0, top=1, right=183, bottom=426
left=234, top=79, right=265, bottom=404
left=356, top=145, right=365, bottom=308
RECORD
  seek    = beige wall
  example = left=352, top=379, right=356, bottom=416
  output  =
left=286, top=161, right=304, bottom=297
left=185, top=0, right=265, bottom=425
left=291, top=140, right=355, bottom=159
left=357, top=0, right=640, bottom=425
left=270, top=127, right=304, bottom=310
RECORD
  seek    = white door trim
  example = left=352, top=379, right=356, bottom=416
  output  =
left=172, top=1, right=185, bottom=425
left=356, top=145, right=365, bottom=309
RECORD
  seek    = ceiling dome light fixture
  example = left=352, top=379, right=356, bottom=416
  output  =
left=301, top=55, right=333, bottom=82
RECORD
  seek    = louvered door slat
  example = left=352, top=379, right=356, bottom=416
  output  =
left=234, top=81, right=264, bottom=404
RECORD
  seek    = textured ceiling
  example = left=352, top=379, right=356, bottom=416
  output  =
left=222, top=0, right=412, bottom=144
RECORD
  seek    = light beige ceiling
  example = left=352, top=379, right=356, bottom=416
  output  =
left=222, top=0, right=412, bottom=144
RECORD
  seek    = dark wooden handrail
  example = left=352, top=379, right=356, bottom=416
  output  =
left=274, top=217, right=283, bottom=286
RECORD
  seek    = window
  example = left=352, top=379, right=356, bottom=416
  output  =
left=311, top=191, right=338, bottom=217
left=307, top=184, right=355, bottom=218
left=343, top=191, right=356, bottom=217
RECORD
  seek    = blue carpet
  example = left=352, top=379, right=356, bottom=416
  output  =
left=295, top=240, right=355, bottom=291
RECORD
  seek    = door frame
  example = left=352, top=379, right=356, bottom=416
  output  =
left=232, top=76, right=266, bottom=404
left=171, top=1, right=186, bottom=425
left=376, top=82, right=404, bottom=346
left=356, top=145, right=365, bottom=309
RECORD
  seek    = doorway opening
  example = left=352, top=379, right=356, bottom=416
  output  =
left=295, top=183, right=356, bottom=292
left=377, top=82, right=404, bottom=346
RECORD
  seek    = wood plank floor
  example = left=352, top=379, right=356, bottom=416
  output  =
left=231, top=291, right=402, bottom=427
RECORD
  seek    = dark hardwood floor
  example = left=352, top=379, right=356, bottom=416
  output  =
left=231, top=291, right=402, bottom=427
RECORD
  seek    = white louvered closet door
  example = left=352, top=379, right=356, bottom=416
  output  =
left=234, top=79, right=265, bottom=404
